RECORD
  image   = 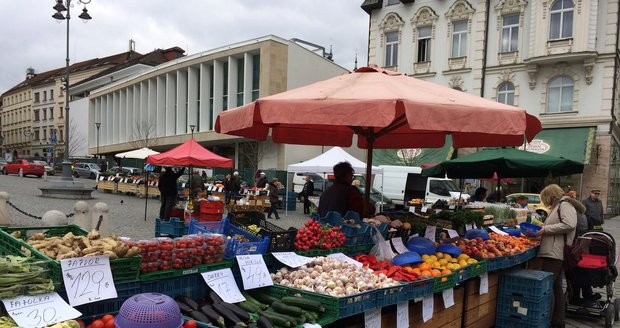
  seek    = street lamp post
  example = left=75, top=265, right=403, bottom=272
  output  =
left=52, top=0, right=92, bottom=179
left=95, top=122, right=101, bottom=160
left=189, top=124, right=196, bottom=198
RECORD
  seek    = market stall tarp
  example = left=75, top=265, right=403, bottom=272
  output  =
left=287, top=146, right=383, bottom=174
left=421, top=147, right=584, bottom=179
left=373, top=136, right=454, bottom=167
left=115, top=147, right=160, bottom=159
left=147, top=139, right=233, bottom=168
left=520, top=127, right=596, bottom=164
left=215, top=65, right=542, bottom=213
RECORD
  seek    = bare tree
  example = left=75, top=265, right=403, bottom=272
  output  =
left=130, top=119, right=158, bottom=149
left=68, top=118, right=84, bottom=158
left=374, top=148, right=450, bottom=166
left=239, top=141, right=264, bottom=176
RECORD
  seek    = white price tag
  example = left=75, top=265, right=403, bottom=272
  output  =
left=421, top=206, right=428, bottom=213
left=201, top=268, right=245, bottom=303
left=409, top=206, right=416, bottom=213
left=364, top=307, right=381, bottom=328
left=422, top=294, right=433, bottom=322
left=446, top=229, right=459, bottom=239
left=489, top=226, right=508, bottom=236
left=465, top=224, right=474, bottom=231
left=479, top=273, right=489, bottom=295
left=303, top=324, right=322, bottom=328
left=60, top=256, right=117, bottom=306
left=442, top=288, right=455, bottom=308
left=272, top=252, right=314, bottom=268
left=236, top=254, right=273, bottom=290
left=391, top=237, right=410, bottom=254
left=208, top=186, right=213, bottom=191
left=396, top=301, right=409, bottom=328
left=424, top=226, right=436, bottom=242
left=327, top=253, right=363, bottom=267
left=2, top=293, right=82, bottom=328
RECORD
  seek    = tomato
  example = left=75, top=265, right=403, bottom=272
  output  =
left=102, top=314, right=115, bottom=322
left=103, top=319, right=115, bottom=328
left=184, top=320, right=198, bottom=328
left=76, top=319, right=86, bottom=328
left=90, top=320, right=105, bottom=328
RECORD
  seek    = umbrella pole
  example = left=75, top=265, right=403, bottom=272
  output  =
left=144, top=166, right=148, bottom=221
left=364, top=139, right=374, bottom=216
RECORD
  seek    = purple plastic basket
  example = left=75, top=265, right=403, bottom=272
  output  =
left=115, top=293, right=183, bottom=328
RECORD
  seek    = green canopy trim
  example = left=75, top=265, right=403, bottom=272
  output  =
left=520, top=127, right=596, bottom=164
left=373, top=135, right=454, bottom=166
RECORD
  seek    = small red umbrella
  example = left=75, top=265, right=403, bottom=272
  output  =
left=215, top=65, right=542, bottom=213
left=147, top=139, right=233, bottom=168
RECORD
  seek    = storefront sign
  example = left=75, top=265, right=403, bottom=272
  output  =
left=519, top=139, right=550, bottom=154
left=60, top=256, right=117, bottom=306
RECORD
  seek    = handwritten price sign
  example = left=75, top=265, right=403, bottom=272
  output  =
left=60, top=256, right=117, bottom=306
left=2, top=292, right=81, bottom=328
left=272, top=252, right=314, bottom=268
left=201, top=268, right=245, bottom=303
left=236, top=254, right=273, bottom=290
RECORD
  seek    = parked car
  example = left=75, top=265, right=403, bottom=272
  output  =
left=506, top=193, right=550, bottom=219
left=2, top=159, right=45, bottom=178
left=110, top=166, right=142, bottom=176
left=33, top=160, right=55, bottom=176
left=73, top=162, right=101, bottom=179
left=0, top=160, right=7, bottom=172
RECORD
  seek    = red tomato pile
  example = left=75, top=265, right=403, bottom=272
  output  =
left=294, top=219, right=345, bottom=251
left=77, top=314, right=115, bottom=328
left=137, top=234, right=225, bottom=273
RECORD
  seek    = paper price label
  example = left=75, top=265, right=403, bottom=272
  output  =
left=396, top=301, right=409, bottom=328
left=272, top=252, right=314, bottom=268
left=236, top=255, right=273, bottom=290
left=327, top=253, right=363, bottom=267
left=2, top=293, right=82, bottom=328
left=465, top=224, right=474, bottom=231
left=409, top=206, right=416, bottom=213
left=489, top=226, right=508, bottom=236
left=391, top=237, right=409, bottom=254
left=446, top=229, right=459, bottom=239
left=422, top=294, right=434, bottom=322
left=60, top=256, right=117, bottom=306
left=479, top=273, right=489, bottom=295
left=201, top=268, right=245, bottom=303
left=421, top=206, right=428, bottom=213
left=364, top=307, right=381, bottom=328
left=424, top=226, right=436, bottom=242
left=442, top=288, right=455, bottom=308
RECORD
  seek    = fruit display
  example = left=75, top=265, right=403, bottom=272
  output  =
left=137, top=234, right=225, bottom=273
left=294, top=219, right=345, bottom=251
left=353, top=254, right=421, bottom=282
left=407, top=252, right=477, bottom=279
left=0, top=256, right=54, bottom=298
left=456, top=232, right=539, bottom=259
left=408, top=198, right=424, bottom=205
left=271, top=256, right=399, bottom=296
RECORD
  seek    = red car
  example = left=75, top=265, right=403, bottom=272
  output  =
left=2, top=159, right=45, bottom=178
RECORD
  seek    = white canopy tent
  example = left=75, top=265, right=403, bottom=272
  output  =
left=115, top=147, right=160, bottom=221
left=287, top=147, right=383, bottom=174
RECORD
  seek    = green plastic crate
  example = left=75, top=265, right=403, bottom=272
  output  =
left=139, top=260, right=233, bottom=282
left=295, top=247, right=347, bottom=257
left=432, top=272, right=457, bottom=293
left=0, top=225, right=140, bottom=287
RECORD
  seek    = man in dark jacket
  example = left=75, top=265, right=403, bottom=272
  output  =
left=256, top=172, right=268, bottom=188
left=300, top=176, right=315, bottom=214
left=158, top=167, right=185, bottom=221
left=318, top=162, right=363, bottom=217
left=583, top=189, right=604, bottom=230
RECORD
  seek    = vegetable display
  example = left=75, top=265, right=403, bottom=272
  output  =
left=136, top=234, right=225, bottom=273
left=0, top=256, right=54, bottom=298
left=294, top=220, right=345, bottom=251
left=353, top=254, right=421, bottom=282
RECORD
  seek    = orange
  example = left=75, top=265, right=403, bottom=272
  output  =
left=441, top=277, right=448, bottom=282
left=418, top=262, right=431, bottom=271
left=431, top=269, right=441, bottom=277
left=441, top=269, right=451, bottom=275
left=412, top=268, right=421, bottom=275
left=421, top=270, right=432, bottom=277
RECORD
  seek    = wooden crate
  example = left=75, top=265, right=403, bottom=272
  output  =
left=138, top=185, right=160, bottom=198
left=97, top=180, right=117, bottom=193
left=117, top=182, right=140, bottom=194
left=380, top=286, right=464, bottom=328
left=463, top=272, right=499, bottom=328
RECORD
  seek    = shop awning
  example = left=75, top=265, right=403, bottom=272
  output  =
left=520, top=127, right=596, bottom=164
left=373, top=136, right=454, bottom=166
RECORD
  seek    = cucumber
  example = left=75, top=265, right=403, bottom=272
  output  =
left=281, top=296, right=325, bottom=312
left=271, top=301, right=303, bottom=317
left=200, top=304, right=226, bottom=328
left=241, top=292, right=269, bottom=309
left=221, top=302, right=251, bottom=322
left=257, top=316, right=274, bottom=328
left=263, top=310, right=298, bottom=326
left=213, top=302, right=247, bottom=327
left=238, top=301, right=262, bottom=313
left=258, top=311, right=291, bottom=327
left=189, top=310, right=212, bottom=325
left=176, top=296, right=199, bottom=310
left=302, top=310, right=317, bottom=324
left=249, top=292, right=279, bottom=305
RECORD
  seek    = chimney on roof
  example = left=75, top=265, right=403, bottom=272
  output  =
left=129, top=39, right=136, bottom=52
left=163, top=47, right=185, bottom=61
left=26, top=67, right=35, bottom=79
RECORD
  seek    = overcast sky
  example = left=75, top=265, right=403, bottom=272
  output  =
left=0, top=0, right=370, bottom=93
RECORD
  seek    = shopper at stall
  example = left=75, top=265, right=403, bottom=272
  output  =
left=318, top=161, right=363, bottom=217
left=190, top=169, right=204, bottom=198
left=158, top=167, right=186, bottom=221
left=230, top=171, right=242, bottom=199
left=267, top=178, right=281, bottom=220
left=471, top=187, right=487, bottom=202
left=536, top=184, right=583, bottom=328
left=256, top=172, right=268, bottom=188
left=567, top=189, right=588, bottom=236
left=223, top=174, right=233, bottom=204
left=583, top=189, right=604, bottom=230
left=299, top=176, right=315, bottom=214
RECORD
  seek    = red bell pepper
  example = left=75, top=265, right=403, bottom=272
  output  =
left=386, top=266, right=400, bottom=278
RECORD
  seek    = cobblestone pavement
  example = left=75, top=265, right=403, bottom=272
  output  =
left=2, top=174, right=618, bottom=326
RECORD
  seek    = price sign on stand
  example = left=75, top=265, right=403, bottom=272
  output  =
left=479, top=273, right=489, bottom=295
left=446, top=229, right=459, bottom=239
left=421, top=206, right=428, bottom=213
left=364, top=307, right=381, bottom=328
left=327, top=253, right=363, bottom=268
left=2, top=292, right=82, bottom=328
left=236, top=254, right=273, bottom=290
left=422, top=294, right=433, bottom=322
left=396, top=302, right=409, bottom=328
left=465, top=224, right=474, bottom=231
left=60, top=256, right=117, bottom=306
left=442, top=288, right=455, bottom=308
left=272, top=252, right=314, bottom=268
left=424, top=226, right=437, bottom=241
left=489, top=226, right=508, bottom=236
left=201, top=268, right=245, bottom=303
left=391, top=237, right=409, bottom=254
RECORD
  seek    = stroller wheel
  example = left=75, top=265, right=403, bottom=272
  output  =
left=614, top=299, right=620, bottom=321
left=605, top=303, right=616, bottom=328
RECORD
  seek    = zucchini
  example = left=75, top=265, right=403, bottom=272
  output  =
left=176, top=296, right=199, bottom=310
left=281, top=296, right=325, bottom=312
left=271, top=301, right=303, bottom=317
left=241, top=292, right=269, bottom=309
left=213, top=302, right=247, bottom=327
left=258, top=311, right=291, bottom=327
left=189, top=310, right=212, bottom=325
left=200, top=304, right=226, bottom=328
left=263, top=310, right=298, bottom=326
left=238, top=301, right=262, bottom=313
left=208, top=290, right=224, bottom=304
left=175, top=300, right=193, bottom=315
left=221, top=302, right=251, bottom=322
left=256, top=316, right=274, bottom=328
left=302, top=310, right=317, bottom=324
left=250, top=292, right=279, bottom=305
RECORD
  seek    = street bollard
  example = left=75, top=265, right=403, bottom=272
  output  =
left=0, top=192, right=13, bottom=225
left=41, top=210, right=68, bottom=226
left=91, top=202, right=110, bottom=236
left=72, top=201, right=90, bottom=230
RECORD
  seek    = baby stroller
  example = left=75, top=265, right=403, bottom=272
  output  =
left=565, top=231, right=619, bottom=327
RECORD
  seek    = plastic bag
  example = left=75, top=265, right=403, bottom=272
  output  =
left=369, top=225, right=395, bottom=262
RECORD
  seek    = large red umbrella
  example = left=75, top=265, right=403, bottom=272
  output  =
left=215, top=65, right=542, bottom=213
left=147, top=139, right=233, bottom=168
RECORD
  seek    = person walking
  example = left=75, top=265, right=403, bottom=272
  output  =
left=300, top=176, right=315, bottom=214
left=583, top=189, right=604, bottom=230
left=158, top=167, right=186, bottom=221
left=267, top=178, right=281, bottom=219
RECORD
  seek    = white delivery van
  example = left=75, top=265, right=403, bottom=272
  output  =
left=373, top=165, right=468, bottom=206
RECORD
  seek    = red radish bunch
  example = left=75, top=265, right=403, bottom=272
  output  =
left=294, top=219, right=345, bottom=250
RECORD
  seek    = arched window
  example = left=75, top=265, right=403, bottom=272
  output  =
left=497, top=82, right=515, bottom=105
left=547, top=75, right=574, bottom=112
left=549, top=0, right=574, bottom=40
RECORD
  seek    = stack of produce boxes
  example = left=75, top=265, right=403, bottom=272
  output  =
left=463, top=272, right=499, bottom=328
left=495, top=269, right=553, bottom=328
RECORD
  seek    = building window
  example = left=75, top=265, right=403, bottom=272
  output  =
left=43, top=91, right=47, bottom=101
left=501, top=14, right=519, bottom=52
left=34, top=93, right=40, bottom=103
left=223, top=62, right=229, bottom=110
left=252, top=54, right=260, bottom=101
left=42, top=109, right=47, bottom=121
left=237, top=58, right=244, bottom=106
left=34, top=130, right=39, bottom=141
left=59, top=107, right=63, bottom=118
left=49, top=107, right=53, bottom=120
left=547, top=75, right=574, bottom=112
left=43, top=129, right=47, bottom=142
left=50, top=90, right=54, bottom=100
left=385, top=31, right=399, bottom=67
left=33, top=109, right=39, bottom=122
left=417, top=26, right=432, bottom=62
left=497, top=82, right=515, bottom=105
left=451, top=20, right=468, bottom=58
left=549, top=0, right=574, bottom=40
left=59, top=129, right=63, bottom=142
